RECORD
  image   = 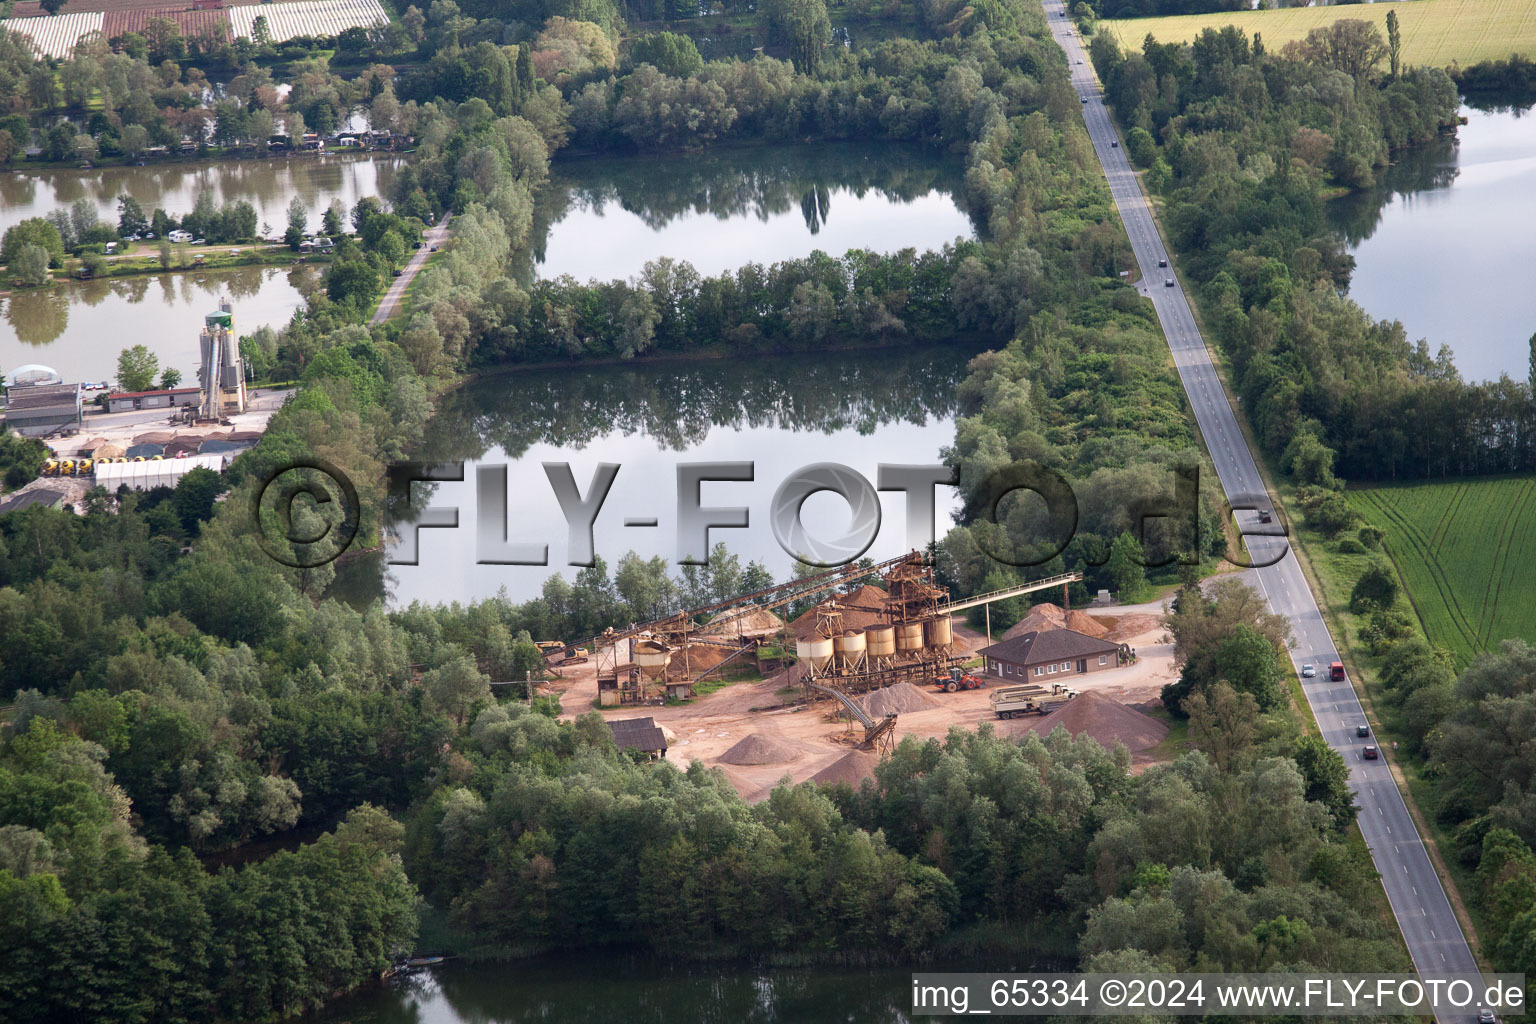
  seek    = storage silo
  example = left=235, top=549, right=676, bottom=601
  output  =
left=895, top=621, right=925, bottom=655
left=924, top=615, right=953, bottom=650
left=834, top=630, right=867, bottom=673
left=633, top=638, right=672, bottom=679
left=865, top=625, right=896, bottom=661
left=795, top=636, right=834, bottom=676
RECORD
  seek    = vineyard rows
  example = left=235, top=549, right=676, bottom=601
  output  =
left=2, top=0, right=385, bottom=58
left=1347, top=476, right=1536, bottom=666
left=229, top=0, right=386, bottom=42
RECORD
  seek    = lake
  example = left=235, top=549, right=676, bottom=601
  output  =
left=530, top=142, right=977, bottom=281
left=0, top=265, right=312, bottom=384
left=0, top=152, right=404, bottom=238
left=345, top=344, right=980, bottom=608
left=1326, top=102, right=1536, bottom=383
left=297, top=957, right=918, bottom=1023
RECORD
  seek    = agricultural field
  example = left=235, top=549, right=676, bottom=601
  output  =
left=1346, top=476, right=1536, bottom=665
left=1100, top=0, right=1536, bottom=68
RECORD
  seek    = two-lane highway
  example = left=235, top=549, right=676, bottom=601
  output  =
left=1040, top=5, right=1482, bottom=1012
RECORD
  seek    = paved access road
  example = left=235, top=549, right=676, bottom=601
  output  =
left=371, top=211, right=452, bottom=325
left=1041, top=5, right=1482, bottom=1012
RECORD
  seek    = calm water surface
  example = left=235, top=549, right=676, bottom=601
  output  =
left=0, top=265, right=311, bottom=383
left=1327, top=103, right=1536, bottom=383
left=342, top=344, right=979, bottom=608
left=0, top=152, right=403, bottom=237
left=297, top=957, right=918, bottom=1023
left=532, top=142, right=977, bottom=281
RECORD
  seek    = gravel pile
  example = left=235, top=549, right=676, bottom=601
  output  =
left=718, top=733, right=801, bottom=766
left=1019, top=692, right=1168, bottom=752
left=809, top=750, right=880, bottom=787
left=860, top=682, right=938, bottom=717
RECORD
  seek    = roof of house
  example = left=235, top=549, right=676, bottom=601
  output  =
left=5, top=382, right=80, bottom=412
left=609, top=716, right=668, bottom=753
left=980, top=626, right=1122, bottom=666
left=0, top=487, right=68, bottom=514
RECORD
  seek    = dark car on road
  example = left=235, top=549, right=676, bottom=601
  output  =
left=1357, top=724, right=1370, bottom=737
left=1363, top=745, right=1379, bottom=760
left=1164, top=278, right=1175, bottom=287
left=1158, top=258, right=1168, bottom=267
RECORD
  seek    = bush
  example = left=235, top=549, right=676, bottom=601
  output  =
left=1336, top=538, right=1366, bottom=554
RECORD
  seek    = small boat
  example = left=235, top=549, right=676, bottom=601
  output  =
left=404, top=956, right=444, bottom=969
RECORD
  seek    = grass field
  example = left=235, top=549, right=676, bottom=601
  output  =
left=1101, top=0, right=1536, bottom=68
left=1346, top=476, right=1536, bottom=666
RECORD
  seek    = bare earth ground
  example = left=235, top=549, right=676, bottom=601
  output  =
left=549, top=597, right=1182, bottom=802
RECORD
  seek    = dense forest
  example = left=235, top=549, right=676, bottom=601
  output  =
left=1, top=0, right=1524, bottom=1019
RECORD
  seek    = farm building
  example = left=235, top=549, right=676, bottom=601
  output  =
left=608, top=717, right=669, bottom=759
left=979, top=627, right=1129, bottom=683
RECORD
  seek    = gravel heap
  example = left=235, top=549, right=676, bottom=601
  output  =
left=860, top=682, right=938, bottom=717
left=718, top=733, right=802, bottom=766
left=809, top=749, right=880, bottom=787
left=1020, top=691, right=1168, bottom=752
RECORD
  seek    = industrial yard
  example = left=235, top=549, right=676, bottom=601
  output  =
left=544, top=559, right=1180, bottom=801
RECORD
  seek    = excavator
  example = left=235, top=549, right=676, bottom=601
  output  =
left=934, top=666, right=982, bottom=693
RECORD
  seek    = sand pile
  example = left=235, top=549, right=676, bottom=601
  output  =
left=718, top=732, right=802, bottom=766
left=1019, top=692, right=1168, bottom=752
left=675, top=643, right=736, bottom=674
left=790, top=585, right=891, bottom=640
left=700, top=606, right=785, bottom=638
left=809, top=749, right=880, bottom=787
left=860, top=682, right=938, bottom=717
left=1003, top=602, right=1066, bottom=639
left=1065, top=610, right=1110, bottom=637
left=1096, top=613, right=1161, bottom=642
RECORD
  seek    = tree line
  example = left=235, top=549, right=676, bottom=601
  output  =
left=1092, top=22, right=1536, bottom=483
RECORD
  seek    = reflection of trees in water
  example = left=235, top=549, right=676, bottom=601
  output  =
left=527, top=142, right=975, bottom=267
left=1327, top=132, right=1462, bottom=246
left=5, top=288, right=71, bottom=345
left=413, top=959, right=911, bottom=1024
left=419, top=344, right=977, bottom=463
left=801, top=184, right=831, bottom=234
left=1462, top=95, right=1536, bottom=116
left=0, top=154, right=404, bottom=234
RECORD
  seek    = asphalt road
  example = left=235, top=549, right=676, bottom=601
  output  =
left=371, top=211, right=452, bottom=325
left=1042, top=4, right=1483, bottom=1008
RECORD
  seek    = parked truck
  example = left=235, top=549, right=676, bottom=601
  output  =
left=989, top=683, right=1077, bottom=719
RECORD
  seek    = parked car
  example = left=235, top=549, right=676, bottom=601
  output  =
left=1363, top=745, right=1379, bottom=760
left=1357, top=724, right=1370, bottom=737
left=392, top=268, right=404, bottom=277
left=413, top=241, right=423, bottom=249
left=1301, top=664, right=1316, bottom=678
left=192, top=238, right=206, bottom=245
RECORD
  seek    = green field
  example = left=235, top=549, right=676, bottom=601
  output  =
left=1347, top=476, right=1536, bottom=665
left=1102, top=0, right=1536, bottom=68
